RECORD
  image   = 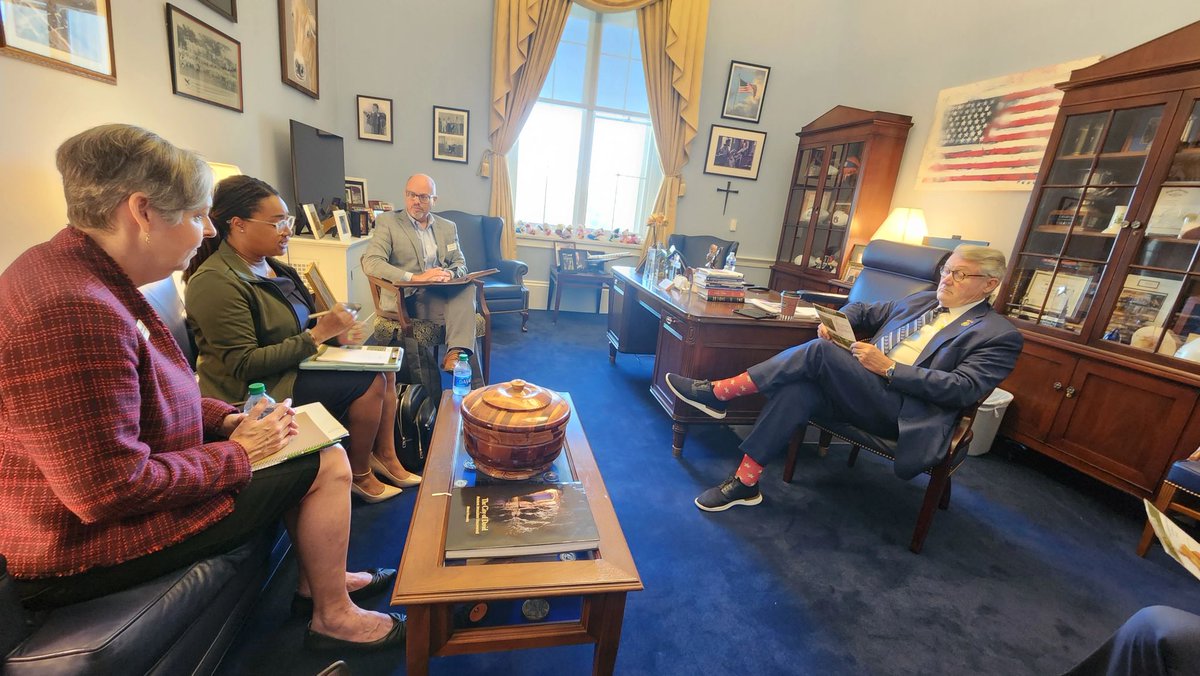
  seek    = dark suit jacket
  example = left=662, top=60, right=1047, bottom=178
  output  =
left=841, top=290, right=1023, bottom=478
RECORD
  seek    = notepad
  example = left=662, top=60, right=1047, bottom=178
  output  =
left=299, top=345, right=403, bottom=372
left=250, top=403, right=348, bottom=471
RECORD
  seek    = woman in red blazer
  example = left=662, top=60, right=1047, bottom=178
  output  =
left=0, top=125, right=403, bottom=651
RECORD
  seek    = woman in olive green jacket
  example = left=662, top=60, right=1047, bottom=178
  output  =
left=185, top=176, right=419, bottom=503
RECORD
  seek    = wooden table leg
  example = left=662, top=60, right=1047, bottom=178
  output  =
left=406, top=604, right=432, bottom=676
left=590, top=593, right=627, bottom=676
left=672, top=422, right=687, bottom=457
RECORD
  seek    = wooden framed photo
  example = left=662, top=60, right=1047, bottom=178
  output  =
left=302, top=203, right=322, bottom=239
left=558, top=248, right=578, bottom=272
left=433, top=106, right=469, bottom=163
left=704, top=125, right=766, bottom=180
left=344, top=177, right=368, bottom=209
left=166, top=4, right=242, bottom=112
left=0, top=0, right=115, bottom=83
left=721, top=60, right=770, bottom=123
left=304, top=263, right=335, bottom=311
left=357, top=94, right=392, bottom=143
left=278, top=0, right=318, bottom=98
left=333, top=209, right=352, bottom=242
left=199, top=0, right=236, bottom=22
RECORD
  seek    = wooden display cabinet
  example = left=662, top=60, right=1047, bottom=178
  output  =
left=994, top=20, right=1200, bottom=497
left=768, top=106, right=912, bottom=293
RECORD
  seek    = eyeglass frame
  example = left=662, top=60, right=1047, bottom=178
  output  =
left=242, top=216, right=296, bottom=231
left=937, top=265, right=990, bottom=282
left=405, top=191, right=437, bottom=204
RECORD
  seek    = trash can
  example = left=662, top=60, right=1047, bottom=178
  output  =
left=968, top=388, right=1014, bottom=456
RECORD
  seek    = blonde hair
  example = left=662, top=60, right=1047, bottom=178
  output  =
left=954, top=245, right=1007, bottom=280
left=55, top=124, right=212, bottom=232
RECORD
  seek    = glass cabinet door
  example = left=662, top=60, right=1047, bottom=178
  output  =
left=1004, top=104, right=1164, bottom=333
left=1105, top=98, right=1200, bottom=360
left=804, top=141, right=863, bottom=277
left=780, top=147, right=823, bottom=266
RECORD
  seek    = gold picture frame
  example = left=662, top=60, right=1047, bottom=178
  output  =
left=304, top=263, right=335, bottom=312
left=278, top=0, right=318, bottom=98
left=0, top=0, right=116, bottom=83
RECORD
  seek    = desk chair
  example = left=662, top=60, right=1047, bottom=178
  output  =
left=365, top=275, right=492, bottom=385
left=1137, top=457, right=1200, bottom=556
left=784, top=240, right=960, bottom=553
left=548, top=241, right=612, bottom=324
left=666, top=234, right=738, bottom=270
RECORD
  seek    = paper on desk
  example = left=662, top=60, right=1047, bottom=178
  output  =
left=747, top=298, right=818, bottom=320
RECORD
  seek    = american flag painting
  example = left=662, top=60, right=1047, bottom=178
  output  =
left=916, top=56, right=1102, bottom=191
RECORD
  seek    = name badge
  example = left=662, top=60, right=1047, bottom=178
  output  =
left=135, top=319, right=151, bottom=340
left=447, top=242, right=459, bottom=252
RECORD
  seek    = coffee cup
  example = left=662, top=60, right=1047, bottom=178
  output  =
left=779, top=290, right=802, bottom=319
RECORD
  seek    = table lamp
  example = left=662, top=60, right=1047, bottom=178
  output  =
left=205, top=161, right=243, bottom=185
left=872, top=207, right=928, bottom=245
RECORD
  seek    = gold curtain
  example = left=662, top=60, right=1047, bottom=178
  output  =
left=487, top=0, right=572, bottom=259
left=573, top=0, right=656, bottom=10
left=635, top=0, right=708, bottom=261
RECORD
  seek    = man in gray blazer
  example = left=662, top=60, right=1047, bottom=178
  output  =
left=361, top=173, right=476, bottom=371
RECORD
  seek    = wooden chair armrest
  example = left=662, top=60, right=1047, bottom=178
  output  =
left=365, top=274, right=414, bottom=329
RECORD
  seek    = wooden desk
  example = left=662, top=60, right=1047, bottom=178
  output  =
left=606, top=266, right=818, bottom=455
left=393, top=392, right=642, bottom=676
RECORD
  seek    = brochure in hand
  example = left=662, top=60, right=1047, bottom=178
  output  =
left=813, top=305, right=858, bottom=349
left=250, top=402, right=348, bottom=471
left=445, top=483, right=600, bottom=560
left=300, top=345, right=403, bottom=372
left=1144, top=500, right=1200, bottom=582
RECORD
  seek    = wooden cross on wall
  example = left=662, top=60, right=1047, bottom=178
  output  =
left=716, top=181, right=740, bottom=215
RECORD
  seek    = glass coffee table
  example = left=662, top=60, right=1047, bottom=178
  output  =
left=392, top=392, right=642, bottom=675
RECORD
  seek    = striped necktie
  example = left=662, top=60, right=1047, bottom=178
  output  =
left=875, top=305, right=949, bottom=354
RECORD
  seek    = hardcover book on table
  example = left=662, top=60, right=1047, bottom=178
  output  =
left=445, top=483, right=600, bottom=560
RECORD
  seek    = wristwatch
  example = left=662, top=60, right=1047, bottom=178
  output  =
left=884, top=363, right=896, bottom=383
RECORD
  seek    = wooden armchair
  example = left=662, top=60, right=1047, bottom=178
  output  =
left=365, top=275, right=492, bottom=385
left=1137, top=454, right=1200, bottom=556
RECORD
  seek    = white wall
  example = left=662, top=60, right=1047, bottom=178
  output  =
left=2, top=0, right=1198, bottom=280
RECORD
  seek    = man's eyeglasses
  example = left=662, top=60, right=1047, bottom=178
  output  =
left=243, top=216, right=296, bottom=231
left=938, top=266, right=989, bottom=282
left=405, top=191, right=436, bottom=204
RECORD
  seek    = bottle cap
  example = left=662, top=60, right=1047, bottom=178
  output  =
left=247, top=383, right=266, bottom=395
left=459, top=353, right=470, bottom=361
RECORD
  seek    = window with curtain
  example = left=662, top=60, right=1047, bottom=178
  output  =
left=511, top=5, right=662, bottom=236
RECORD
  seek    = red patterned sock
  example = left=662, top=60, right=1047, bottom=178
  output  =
left=711, top=372, right=758, bottom=401
left=734, top=454, right=764, bottom=486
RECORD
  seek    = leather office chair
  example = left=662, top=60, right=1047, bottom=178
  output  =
left=548, top=241, right=612, bottom=324
left=365, top=274, right=491, bottom=386
left=666, top=234, right=739, bottom=270
left=781, top=240, right=968, bottom=554
left=1137, top=456, right=1200, bottom=556
left=438, top=210, right=530, bottom=332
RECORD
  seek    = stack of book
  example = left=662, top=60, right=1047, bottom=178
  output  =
left=693, top=268, right=746, bottom=303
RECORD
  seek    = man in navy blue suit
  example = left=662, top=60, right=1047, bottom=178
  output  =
left=667, top=245, right=1023, bottom=512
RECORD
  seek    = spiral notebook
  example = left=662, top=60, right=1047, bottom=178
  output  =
left=250, top=402, right=348, bottom=471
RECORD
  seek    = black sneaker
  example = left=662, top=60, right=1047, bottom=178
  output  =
left=695, top=475, right=763, bottom=512
left=666, top=373, right=727, bottom=419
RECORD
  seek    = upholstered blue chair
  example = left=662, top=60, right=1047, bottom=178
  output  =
left=438, top=210, right=529, bottom=332
left=1138, top=457, right=1200, bottom=556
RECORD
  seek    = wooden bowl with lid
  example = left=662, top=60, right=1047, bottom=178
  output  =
left=460, top=379, right=571, bottom=480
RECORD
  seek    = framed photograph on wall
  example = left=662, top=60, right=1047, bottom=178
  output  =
left=433, top=106, right=469, bottom=163
left=357, top=94, right=392, bottom=143
left=721, top=60, right=770, bottom=123
left=166, top=5, right=242, bottom=112
left=199, top=0, right=236, bottom=22
left=0, top=0, right=116, bottom=83
left=344, top=177, right=368, bottom=209
left=278, top=0, right=318, bottom=98
left=704, top=125, right=766, bottom=180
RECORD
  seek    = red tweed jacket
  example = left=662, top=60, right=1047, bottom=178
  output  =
left=0, top=228, right=252, bottom=578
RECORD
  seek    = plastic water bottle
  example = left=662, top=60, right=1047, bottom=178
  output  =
left=724, top=249, right=737, bottom=272
left=452, top=353, right=472, bottom=396
left=243, top=382, right=276, bottom=418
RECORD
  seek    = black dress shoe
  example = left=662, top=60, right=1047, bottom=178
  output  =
left=304, top=612, right=407, bottom=652
left=665, top=373, right=728, bottom=419
left=291, top=567, right=398, bottom=618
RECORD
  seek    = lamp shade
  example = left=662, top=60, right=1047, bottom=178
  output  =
left=205, top=161, right=243, bottom=185
left=872, top=207, right=928, bottom=245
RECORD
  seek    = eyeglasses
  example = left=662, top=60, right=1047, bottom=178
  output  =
left=938, top=266, right=989, bottom=282
left=405, top=191, right=436, bottom=204
left=243, top=216, right=296, bottom=231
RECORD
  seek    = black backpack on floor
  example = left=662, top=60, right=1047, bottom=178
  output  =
left=396, top=383, right=436, bottom=473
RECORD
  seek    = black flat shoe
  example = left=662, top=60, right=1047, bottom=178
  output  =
left=304, top=612, right=406, bottom=652
left=291, top=567, right=398, bottom=618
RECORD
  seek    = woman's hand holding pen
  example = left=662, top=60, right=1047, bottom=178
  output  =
left=230, top=398, right=299, bottom=464
left=309, top=303, right=357, bottom=343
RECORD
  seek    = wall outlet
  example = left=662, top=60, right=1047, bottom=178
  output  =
left=729, top=218, right=737, bottom=231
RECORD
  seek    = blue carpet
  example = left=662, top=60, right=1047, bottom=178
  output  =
left=222, top=309, right=1200, bottom=675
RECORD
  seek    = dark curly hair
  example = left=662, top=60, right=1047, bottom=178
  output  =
left=183, top=175, right=280, bottom=280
